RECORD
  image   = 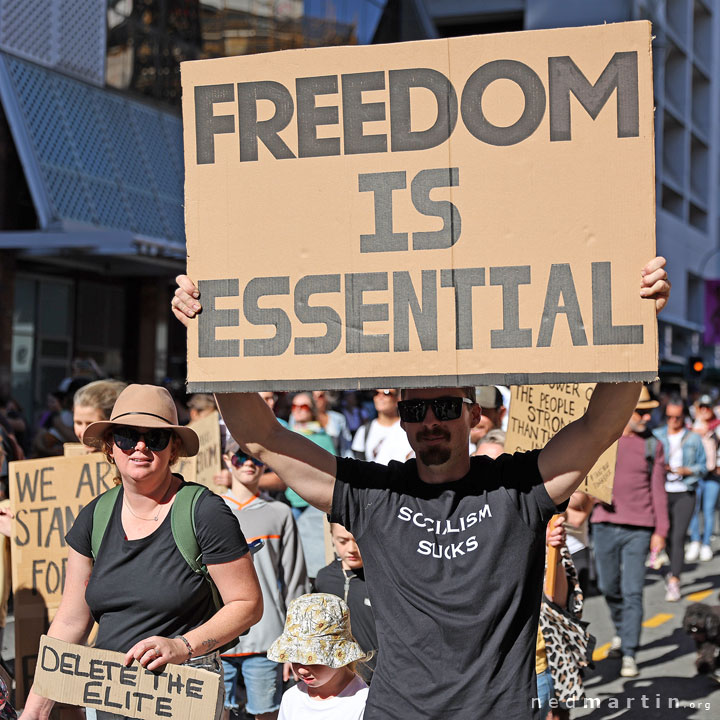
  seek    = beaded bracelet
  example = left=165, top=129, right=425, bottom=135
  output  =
left=176, top=635, right=194, bottom=661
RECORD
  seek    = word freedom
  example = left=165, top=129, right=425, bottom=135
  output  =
left=194, top=52, right=638, bottom=163
left=198, top=262, right=642, bottom=358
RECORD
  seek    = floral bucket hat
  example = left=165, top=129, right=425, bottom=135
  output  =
left=267, top=593, right=369, bottom=668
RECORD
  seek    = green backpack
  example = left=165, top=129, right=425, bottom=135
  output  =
left=90, top=482, right=223, bottom=613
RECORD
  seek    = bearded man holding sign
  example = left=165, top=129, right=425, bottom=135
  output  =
left=171, top=257, right=669, bottom=719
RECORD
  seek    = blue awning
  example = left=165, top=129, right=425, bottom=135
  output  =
left=0, top=52, right=186, bottom=257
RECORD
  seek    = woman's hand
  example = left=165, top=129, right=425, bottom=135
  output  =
left=0, top=507, right=13, bottom=539
left=123, top=636, right=190, bottom=671
left=546, top=514, right=566, bottom=548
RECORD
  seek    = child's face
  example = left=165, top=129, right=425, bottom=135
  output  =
left=331, top=524, right=363, bottom=570
left=291, top=663, right=343, bottom=688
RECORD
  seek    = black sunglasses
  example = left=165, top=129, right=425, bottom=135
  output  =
left=230, top=451, right=265, bottom=469
left=397, top=397, right=474, bottom=423
left=113, top=427, right=173, bottom=452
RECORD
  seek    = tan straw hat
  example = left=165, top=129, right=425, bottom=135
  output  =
left=267, top=593, right=369, bottom=668
left=636, top=386, right=659, bottom=411
left=82, top=384, right=199, bottom=457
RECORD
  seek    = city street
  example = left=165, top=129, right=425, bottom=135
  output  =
left=574, top=541, right=720, bottom=719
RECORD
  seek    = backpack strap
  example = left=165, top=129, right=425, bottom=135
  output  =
left=645, top=436, right=658, bottom=476
left=91, top=485, right=122, bottom=559
left=171, top=483, right=206, bottom=574
left=171, top=484, right=223, bottom=611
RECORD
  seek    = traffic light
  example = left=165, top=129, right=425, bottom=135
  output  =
left=689, top=355, right=705, bottom=376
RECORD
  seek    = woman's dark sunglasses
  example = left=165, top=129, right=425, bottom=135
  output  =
left=397, top=397, right=474, bottom=424
left=113, top=427, right=173, bottom=452
left=231, top=451, right=265, bottom=468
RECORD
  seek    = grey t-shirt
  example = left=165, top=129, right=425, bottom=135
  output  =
left=331, top=450, right=562, bottom=720
left=66, top=481, right=248, bottom=652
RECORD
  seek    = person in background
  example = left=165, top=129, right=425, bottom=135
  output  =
left=686, top=394, right=720, bottom=563
left=351, top=389, right=412, bottom=464
left=472, top=429, right=506, bottom=459
left=312, top=391, right=353, bottom=458
left=187, top=393, right=217, bottom=423
left=314, top=523, right=378, bottom=683
left=288, top=393, right=336, bottom=578
left=341, top=392, right=372, bottom=435
left=221, top=440, right=309, bottom=720
left=536, top=516, right=569, bottom=718
left=653, top=398, right=704, bottom=602
left=470, top=386, right=506, bottom=453
left=564, top=491, right=595, bottom=598
left=267, top=594, right=370, bottom=720
left=73, top=380, right=128, bottom=448
left=591, top=387, right=668, bottom=676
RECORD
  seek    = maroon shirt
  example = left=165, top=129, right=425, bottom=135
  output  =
left=591, top=434, right=669, bottom=538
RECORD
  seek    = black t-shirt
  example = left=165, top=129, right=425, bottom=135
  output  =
left=66, top=481, right=248, bottom=652
left=331, top=450, right=563, bottom=720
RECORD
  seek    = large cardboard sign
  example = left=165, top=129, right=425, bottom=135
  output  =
left=172, top=411, right=223, bottom=490
left=181, top=21, right=657, bottom=392
left=34, top=636, right=222, bottom=720
left=9, top=454, right=114, bottom=703
left=505, top=384, right=616, bottom=502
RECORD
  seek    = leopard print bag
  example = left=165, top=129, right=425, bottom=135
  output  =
left=539, top=545, right=596, bottom=705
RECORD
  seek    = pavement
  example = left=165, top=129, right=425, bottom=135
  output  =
left=573, top=539, right=720, bottom=719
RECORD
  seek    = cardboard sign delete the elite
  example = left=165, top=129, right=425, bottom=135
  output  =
left=33, top=636, right=223, bottom=720
left=181, top=21, right=657, bottom=392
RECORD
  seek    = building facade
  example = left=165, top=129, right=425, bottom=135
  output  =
left=0, top=0, right=385, bottom=421
left=1, top=0, right=716, bottom=423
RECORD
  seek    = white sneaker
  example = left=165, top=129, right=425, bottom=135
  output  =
left=700, top=544, right=713, bottom=562
left=608, top=635, right=622, bottom=658
left=620, top=656, right=639, bottom=678
left=665, top=577, right=681, bottom=602
left=685, top=541, right=701, bottom=562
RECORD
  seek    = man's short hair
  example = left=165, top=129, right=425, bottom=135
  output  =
left=478, top=429, right=506, bottom=448
left=474, top=386, right=503, bottom=409
left=400, top=387, right=476, bottom=403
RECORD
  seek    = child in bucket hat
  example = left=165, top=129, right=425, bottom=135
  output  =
left=267, top=593, right=370, bottom=719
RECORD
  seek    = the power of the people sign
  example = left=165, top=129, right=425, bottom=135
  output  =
left=181, top=21, right=657, bottom=392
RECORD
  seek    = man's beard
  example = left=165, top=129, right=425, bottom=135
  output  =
left=416, top=428, right=452, bottom=466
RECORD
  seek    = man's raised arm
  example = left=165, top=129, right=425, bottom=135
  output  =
left=215, top=393, right=336, bottom=513
left=172, top=276, right=336, bottom=513
left=539, top=256, right=671, bottom=505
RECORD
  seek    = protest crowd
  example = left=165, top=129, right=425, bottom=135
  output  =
left=0, top=257, right=715, bottom=719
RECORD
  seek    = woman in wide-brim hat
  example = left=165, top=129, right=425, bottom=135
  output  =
left=22, top=384, right=263, bottom=720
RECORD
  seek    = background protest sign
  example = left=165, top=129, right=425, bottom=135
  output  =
left=34, top=636, right=222, bottom=720
left=181, top=21, right=657, bottom=392
left=505, top=384, right=617, bottom=502
left=172, top=410, right=222, bottom=490
left=9, top=453, right=113, bottom=704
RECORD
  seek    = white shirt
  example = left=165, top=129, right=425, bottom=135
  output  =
left=278, top=674, right=368, bottom=720
left=352, top=418, right=413, bottom=465
left=665, top=431, right=687, bottom=492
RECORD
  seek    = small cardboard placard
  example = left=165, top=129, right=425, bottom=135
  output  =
left=172, top=411, right=223, bottom=490
left=505, top=384, right=616, bottom=502
left=33, top=636, right=222, bottom=720
left=9, top=453, right=114, bottom=703
left=181, top=21, right=657, bottom=392
left=63, top=443, right=91, bottom=457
